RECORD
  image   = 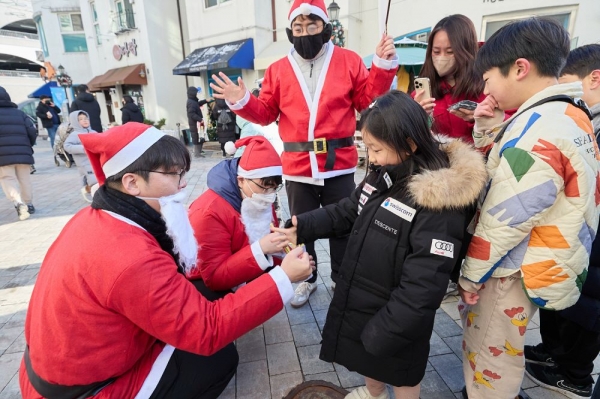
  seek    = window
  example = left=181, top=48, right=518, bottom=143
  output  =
left=204, top=0, right=231, bottom=8
left=91, top=2, right=101, bottom=45
left=58, top=13, right=88, bottom=52
left=482, top=6, right=577, bottom=41
left=115, top=0, right=136, bottom=30
left=34, top=16, right=49, bottom=57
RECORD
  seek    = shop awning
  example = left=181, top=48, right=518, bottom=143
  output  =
left=173, top=39, right=254, bottom=75
left=28, top=81, right=58, bottom=98
left=87, top=63, right=147, bottom=91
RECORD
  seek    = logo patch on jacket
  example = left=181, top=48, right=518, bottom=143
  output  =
left=430, top=239, right=454, bottom=258
left=380, top=198, right=415, bottom=222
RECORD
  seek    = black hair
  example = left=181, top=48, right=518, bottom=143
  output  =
left=259, top=176, right=283, bottom=187
left=123, top=95, right=134, bottom=103
left=77, top=84, right=89, bottom=94
left=359, top=90, right=449, bottom=175
left=475, top=17, right=570, bottom=78
left=105, top=135, right=191, bottom=188
left=561, top=44, right=600, bottom=79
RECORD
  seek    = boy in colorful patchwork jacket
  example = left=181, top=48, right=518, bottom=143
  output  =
left=458, top=18, right=600, bottom=399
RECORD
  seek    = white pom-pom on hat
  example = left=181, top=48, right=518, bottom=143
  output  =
left=298, top=3, right=312, bottom=15
left=224, top=141, right=237, bottom=155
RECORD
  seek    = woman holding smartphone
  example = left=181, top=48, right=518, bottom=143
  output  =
left=412, top=14, right=485, bottom=143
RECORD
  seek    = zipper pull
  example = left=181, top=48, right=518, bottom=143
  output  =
left=310, top=62, right=313, bottom=78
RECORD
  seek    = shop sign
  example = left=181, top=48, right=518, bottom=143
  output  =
left=113, top=39, right=138, bottom=61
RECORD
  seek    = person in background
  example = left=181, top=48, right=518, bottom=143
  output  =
left=523, top=43, right=600, bottom=399
left=0, top=86, right=37, bottom=221
left=35, top=94, right=61, bottom=148
left=211, top=0, right=398, bottom=308
left=19, top=122, right=313, bottom=399
left=186, top=87, right=208, bottom=158
left=120, top=95, right=144, bottom=124
left=64, top=110, right=97, bottom=202
left=71, top=84, right=103, bottom=133
left=212, top=99, right=236, bottom=158
left=412, top=14, right=485, bottom=142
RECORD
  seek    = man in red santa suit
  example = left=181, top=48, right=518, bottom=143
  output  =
left=211, top=0, right=398, bottom=308
left=188, top=136, right=288, bottom=294
left=19, top=122, right=313, bottom=399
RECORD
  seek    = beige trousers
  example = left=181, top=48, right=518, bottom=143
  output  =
left=0, top=164, right=33, bottom=205
left=460, top=273, right=537, bottom=399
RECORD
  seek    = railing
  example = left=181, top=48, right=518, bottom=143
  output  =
left=0, top=70, right=40, bottom=78
left=113, top=10, right=136, bottom=33
left=0, top=29, right=39, bottom=40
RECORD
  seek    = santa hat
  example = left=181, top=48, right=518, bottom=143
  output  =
left=224, top=137, right=282, bottom=178
left=80, top=122, right=165, bottom=185
left=288, top=0, right=329, bottom=24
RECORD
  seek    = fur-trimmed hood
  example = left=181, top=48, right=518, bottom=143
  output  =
left=408, top=140, right=487, bottom=211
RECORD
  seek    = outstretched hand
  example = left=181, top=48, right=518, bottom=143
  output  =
left=271, top=215, right=298, bottom=247
left=209, top=72, right=247, bottom=103
left=375, top=34, right=396, bottom=61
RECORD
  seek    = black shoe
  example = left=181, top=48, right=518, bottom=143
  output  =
left=525, top=363, right=592, bottom=399
left=27, top=204, right=35, bottom=214
left=524, top=344, right=555, bottom=366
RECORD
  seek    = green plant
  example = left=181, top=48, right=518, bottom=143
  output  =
left=143, top=118, right=166, bottom=130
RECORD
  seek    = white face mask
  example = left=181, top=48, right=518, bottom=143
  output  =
left=244, top=180, right=277, bottom=208
left=432, top=55, right=456, bottom=77
left=137, top=190, right=198, bottom=273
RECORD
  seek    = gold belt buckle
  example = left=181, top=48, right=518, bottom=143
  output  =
left=313, top=138, right=327, bottom=154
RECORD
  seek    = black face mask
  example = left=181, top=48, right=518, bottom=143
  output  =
left=286, top=24, right=332, bottom=60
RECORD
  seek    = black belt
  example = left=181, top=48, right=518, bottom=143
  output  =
left=283, top=137, right=355, bottom=170
left=24, top=346, right=115, bottom=399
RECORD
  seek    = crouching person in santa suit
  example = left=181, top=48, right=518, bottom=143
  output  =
left=19, top=122, right=313, bottom=399
left=188, top=136, right=287, bottom=297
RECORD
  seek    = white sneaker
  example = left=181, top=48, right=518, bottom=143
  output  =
left=443, top=282, right=459, bottom=299
left=290, top=282, right=316, bottom=308
left=345, top=386, right=390, bottom=399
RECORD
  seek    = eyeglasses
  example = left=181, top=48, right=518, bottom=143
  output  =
left=249, top=179, right=282, bottom=194
left=140, top=169, right=186, bottom=185
left=292, top=22, right=323, bottom=36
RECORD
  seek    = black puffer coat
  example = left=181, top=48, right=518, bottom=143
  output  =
left=71, top=92, right=102, bottom=132
left=121, top=102, right=144, bottom=124
left=0, top=87, right=37, bottom=167
left=212, top=99, right=237, bottom=144
left=186, top=87, right=207, bottom=134
left=295, top=140, right=487, bottom=386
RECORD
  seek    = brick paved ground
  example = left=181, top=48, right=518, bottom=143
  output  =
left=0, top=141, right=598, bottom=398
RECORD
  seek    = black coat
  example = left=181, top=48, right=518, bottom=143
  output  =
left=35, top=101, right=61, bottom=128
left=121, top=102, right=144, bottom=124
left=295, top=141, right=486, bottom=386
left=71, top=92, right=102, bottom=132
left=0, top=87, right=37, bottom=167
left=560, top=229, right=600, bottom=332
left=186, top=87, right=207, bottom=134
left=212, top=100, right=236, bottom=144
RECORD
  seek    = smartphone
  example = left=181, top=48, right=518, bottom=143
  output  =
left=449, top=100, right=478, bottom=111
left=414, top=77, right=432, bottom=99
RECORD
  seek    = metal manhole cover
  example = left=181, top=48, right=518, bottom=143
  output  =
left=282, top=380, right=349, bottom=399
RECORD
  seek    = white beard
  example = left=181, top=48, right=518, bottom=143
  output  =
left=240, top=197, right=273, bottom=244
left=157, top=191, right=198, bottom=274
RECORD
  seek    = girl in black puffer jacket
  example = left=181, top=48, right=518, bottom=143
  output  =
left=275, top=91, right=487, bottom=399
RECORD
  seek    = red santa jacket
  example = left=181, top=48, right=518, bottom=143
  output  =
left=19, top=208, right=289, bottom=399
left=188, top=189, right=272, bottom=290
left=232, top=44, right=397, bottom=180
left=411, top=80, right=486, bottom=143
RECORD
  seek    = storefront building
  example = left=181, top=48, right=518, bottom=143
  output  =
left=32, top=0, right=189, bottom=130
